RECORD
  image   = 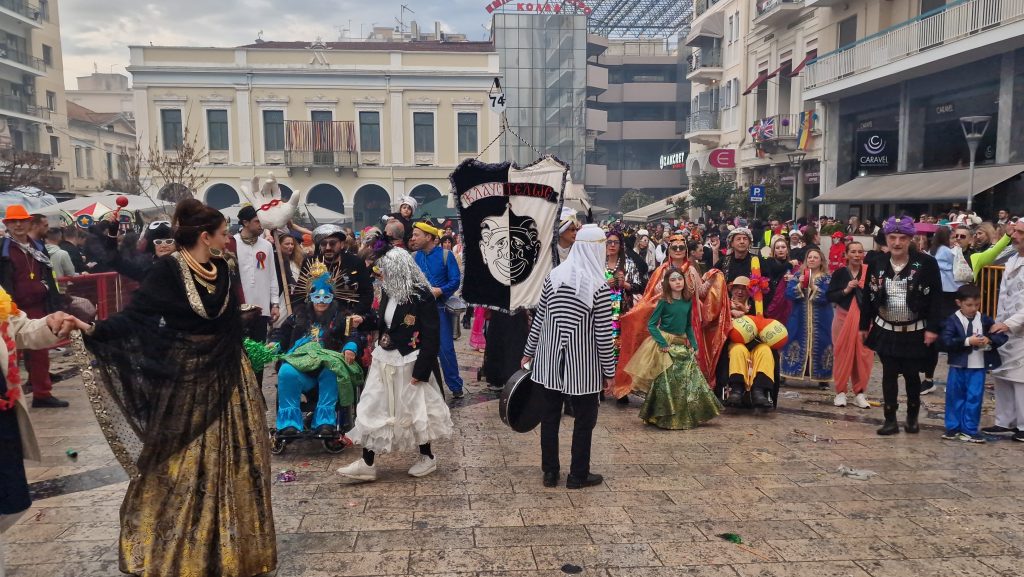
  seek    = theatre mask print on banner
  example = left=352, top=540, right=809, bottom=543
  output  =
left=451, top=156, right=568, bottom=312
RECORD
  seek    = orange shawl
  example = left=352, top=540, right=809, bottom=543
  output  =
left=611, top=262, right=730, bottom=398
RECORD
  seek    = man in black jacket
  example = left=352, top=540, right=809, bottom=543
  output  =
left=0, top=205, right=64, bottom=407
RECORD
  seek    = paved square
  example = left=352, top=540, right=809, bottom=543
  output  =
left=6, top=343, right=1024, bottom=577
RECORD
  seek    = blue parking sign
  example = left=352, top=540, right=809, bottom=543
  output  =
left=749, top=185, right=765, bottom=203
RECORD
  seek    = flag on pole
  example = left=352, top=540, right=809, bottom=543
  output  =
left=796, top=110, right=815, bottom=150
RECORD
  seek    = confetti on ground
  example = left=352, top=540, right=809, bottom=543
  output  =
left=275, top=470, right=297, bottom=483
left=792, top=429, right=838, bottom=444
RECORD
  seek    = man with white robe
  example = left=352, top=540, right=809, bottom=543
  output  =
left=987, top=219, right=1024, bottom=441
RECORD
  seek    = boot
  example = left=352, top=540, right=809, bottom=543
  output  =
left=904, top=402, right=920, bottom=434
left=751, top=387, right=772, bottom=408
left=726, top=383, right=743, bottom=406
left=877, top=404, right=900, bottom=435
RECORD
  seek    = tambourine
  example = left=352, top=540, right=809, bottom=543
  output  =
left=498, top=367, right=544, bottom=433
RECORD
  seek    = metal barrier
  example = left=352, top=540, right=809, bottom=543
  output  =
left=979, top=265, right=1003, bottom=319
left=59, top=271, right=139, bottom=320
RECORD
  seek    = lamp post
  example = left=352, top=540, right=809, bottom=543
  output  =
left=960, top=115, right=991, bottom=214
left=787, top=151, right=806, bottom=224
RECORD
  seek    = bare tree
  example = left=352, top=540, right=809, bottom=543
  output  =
left=100, top=152, right=143, bottom=195
left=145, top=124, right=209, bottom=203
left=0, top=149, right=60, bottom=192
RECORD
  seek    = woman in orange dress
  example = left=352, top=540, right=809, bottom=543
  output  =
left=610, top=233, right=730, bottom=400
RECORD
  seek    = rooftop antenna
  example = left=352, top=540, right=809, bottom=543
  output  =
left=398, top=3, right=414, bottom=34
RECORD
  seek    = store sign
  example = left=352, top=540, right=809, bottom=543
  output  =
left=804, top=171, right=820, bottom=184
left=856, top=131, right=897, bottom=170
left=708, top=148, right=736, bottom=168
left=659, top=152, right=686, bottom=169
left=484, top=0, right=592, bottom=14
left=935, top=102, right=955, bottom=116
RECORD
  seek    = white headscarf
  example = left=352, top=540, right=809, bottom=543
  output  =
left=558, top=207, right=579, bottom=235
left=399, top=196, right=418, bottom=214
left=548, top=224, right=606, bottom=307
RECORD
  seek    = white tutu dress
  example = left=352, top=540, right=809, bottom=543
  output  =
left=347, top=300, right=453, bottom=453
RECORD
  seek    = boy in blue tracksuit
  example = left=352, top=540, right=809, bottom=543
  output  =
left=940, top=283, right=1008, bottom=443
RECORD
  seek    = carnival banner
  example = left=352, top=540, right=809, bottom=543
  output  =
left=450, top=156, right=567, bottom=312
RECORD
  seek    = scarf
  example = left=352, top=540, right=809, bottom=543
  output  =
left=550, top=224, right=606, bottom=307
left=832, top=264, right=868, bottom=389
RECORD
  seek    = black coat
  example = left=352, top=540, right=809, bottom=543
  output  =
left=377, top=286, right=440, bottom=382
left=299, top=253, right=374, bottom=324
left=861, top=251, right=944, bottom=333
left=273, top=303, right=360, bottom=354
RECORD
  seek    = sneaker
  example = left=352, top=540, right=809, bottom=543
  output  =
left=920, top=380, right=937, bottom=395
left=408, top=454, right=437, bottom=477
left=336, top=459, right=377, bottom=482
left=941, top=431, right=959, bottom=440
left=31, top=395, right=69, bottom=408
left=853, top=394, right=871, bottom=409
left=452, top=390, right=465, bottom=399
left=833, top=392, right=847, bottom=407
left=981, top=425, right=1016, bottom=435
left=1014, top=430, right=1024, bottom=443
left=959, top=433, right=986, bottom=444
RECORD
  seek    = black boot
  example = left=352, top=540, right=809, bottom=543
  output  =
left=904, top=402, right=920, bottom=434
left=751, top=387, right=772, bottom=408
left=726, top=383, right=743, bottom=406
left=877, top=404, right=900, bottom=435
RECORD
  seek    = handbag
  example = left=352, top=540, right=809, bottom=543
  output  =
left=444, top=295, right=467, bottom=314
left=952, top=245, right=974, bottom=283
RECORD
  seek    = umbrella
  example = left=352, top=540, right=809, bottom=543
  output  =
left=0, top=186, right=59, bottom=212
left=218, top=203, right=350, bottom=227
left=40, top=192, right=172, bottom=217
left=72, top=202, right=112, bottom=229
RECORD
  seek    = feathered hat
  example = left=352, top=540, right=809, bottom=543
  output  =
left=298, top=259, right=358, bottom=304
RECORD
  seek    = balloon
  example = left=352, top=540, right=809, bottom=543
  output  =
left=729, top=316, right=757, bottom=344
left=759, top=319, right=789, bottom=350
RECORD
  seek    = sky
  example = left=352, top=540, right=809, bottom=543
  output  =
left=59, top=0, right=493, bottom=89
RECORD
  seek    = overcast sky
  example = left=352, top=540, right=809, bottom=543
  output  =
left=59, top=0, right=493, bottom=89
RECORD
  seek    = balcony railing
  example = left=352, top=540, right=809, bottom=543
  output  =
left=0, top=0, right=40, bottom=22
left=283, top=120, right=357, bottom=167
left=695, top=0, right=721, bottom=16
left=756, top=0, right=802, bottom=17
left=753, top=114, right=802, bottom=141
left=0, top=47, right=44, bottom=72
left=686, top=110, right=721, bottom=133
left=0, top=93, right=49, bottom=120
left=806, top=0, right=1018, bottom=90
left=687, top=47, right=723, bottom=72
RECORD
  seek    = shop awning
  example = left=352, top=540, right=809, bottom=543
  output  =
left=811, top=163, right=1024, bottom=204
left=742, top=71, right=771, bottom=95
left=623, top=190, right=690, bottom=223
left=788, top=50, right=818, bottom=77
left=685, top=12, right=724, bottom=46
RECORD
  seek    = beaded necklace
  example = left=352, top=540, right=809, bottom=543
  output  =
left=606, top=267, right=622, bottom=359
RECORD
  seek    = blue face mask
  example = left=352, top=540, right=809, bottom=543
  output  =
left=310, top=291, right=334, bottom=305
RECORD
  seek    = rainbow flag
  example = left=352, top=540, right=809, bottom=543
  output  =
left=796, top=110, right=814, bottom=150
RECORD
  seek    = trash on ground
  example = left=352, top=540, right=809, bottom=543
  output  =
left=717, top=532, right=743, bottom=544
left=780, top=391, right=801, bottom=400
left=275, top=470, right=297, bottom=483
left=837, top=465, right=877, bottom=481
left=561, top=564, right=583, bottom=574
left=792, top=429, right=838, bottom=444
left=65, top=449, right=78, bottom=459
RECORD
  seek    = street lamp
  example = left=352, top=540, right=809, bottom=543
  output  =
left=960, top=115, right=991, bottom=213
left=787, top=151, right=806, bottom=224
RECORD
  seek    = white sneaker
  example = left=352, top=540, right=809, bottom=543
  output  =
left=833, top=392, right=847, bottom=407
left=854, top=393, right=871, bottom=409
left=336, top=458, right=377, bottom=482
left=408, top=454, right=437, bottom=477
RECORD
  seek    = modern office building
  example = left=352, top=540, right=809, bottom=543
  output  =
left=805, top=0, right=1024, bottom=217
left=0, top=0, right=71, bottom=191
left=128, top=29, right=500, bottom=228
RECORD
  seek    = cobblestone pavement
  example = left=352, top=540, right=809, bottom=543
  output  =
left=7, top=340, right=1024, bottom=577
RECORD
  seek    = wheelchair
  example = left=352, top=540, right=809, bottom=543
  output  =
left=713, top=342, right=781, bottom=409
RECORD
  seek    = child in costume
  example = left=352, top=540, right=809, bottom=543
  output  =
left=626, top=269, right=722, bottom=429
left=267, top=260, right=364, bottom=438
left=940, top=283, right=1007, bottom=443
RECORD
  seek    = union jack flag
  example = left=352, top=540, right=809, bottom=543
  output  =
left=758, top=116, right=775, bottom=140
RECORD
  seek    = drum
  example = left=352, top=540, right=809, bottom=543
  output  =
left=498, top=368, right=544, bottom=433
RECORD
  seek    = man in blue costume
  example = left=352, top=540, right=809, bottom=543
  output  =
left=410, top=220, right=463, bottom=398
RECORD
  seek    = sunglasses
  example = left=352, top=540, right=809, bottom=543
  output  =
left=152, top=239, right=175, bottom=246
left=954, top=234, right=968, bottom=239
left=606, top=240, right=620, bottom=245
left=670, top=245, right=687, bottom=251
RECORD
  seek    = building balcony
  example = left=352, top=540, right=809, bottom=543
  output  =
left=686, top=48, right=723, bottom=82
left=805, top=0, right=1024, bottom=100
left=283, top=120, right=357, bottom=168
left=622, top=82, right=677, bottom=102
left=621, top=120, right=677, bottom=140
left=754, top=0, right=805, bottom=27
left=0, top=94, right=49, bottom=122
left=586, top=108, right=607, bottom=133
left=584, top=163, right=607, bottom=186
left=684, top=111, right=722, bottom=147
left=587, top=64, right=608, bottom=96
left=694, top=0, right=722, bottom=17
left=0, top=48, right=45, bottom=76
left=0, top=0, right=42, bottom=28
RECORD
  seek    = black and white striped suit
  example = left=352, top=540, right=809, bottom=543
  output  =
left=524, top=279, right=617, bottom=395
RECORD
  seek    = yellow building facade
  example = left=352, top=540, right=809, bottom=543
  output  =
left=129, top=41, right=501, bottom=228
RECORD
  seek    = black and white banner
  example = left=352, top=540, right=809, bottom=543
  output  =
left=450, top=156, right=567, bottom=312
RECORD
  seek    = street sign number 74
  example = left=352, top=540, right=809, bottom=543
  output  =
left=488, top=93, right=506, bottom=113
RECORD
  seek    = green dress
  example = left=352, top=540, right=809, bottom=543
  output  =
left=638, top=299, right=723, bottom=430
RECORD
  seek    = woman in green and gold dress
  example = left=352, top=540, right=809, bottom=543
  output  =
left=74, top=199, right=276, bottom=577
left=625, top=268, right=723, bottom=430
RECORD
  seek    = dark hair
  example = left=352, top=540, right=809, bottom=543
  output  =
left=930, top=226, right=951, bottom=256
left=661, top=267, right=693, bottom=303
left=30, top=213, right=46, bottom=226
left=173, top=199, right=225, bottom=248
left=45, top=227, right=62, bottom=241
left=956, top=283, right=981, bottom=301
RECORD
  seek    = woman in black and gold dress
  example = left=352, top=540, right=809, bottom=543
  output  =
left=72, top=199, right=276, bottom=577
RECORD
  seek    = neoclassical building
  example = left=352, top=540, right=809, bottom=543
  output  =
left=129, top=37, right=500, bottom=227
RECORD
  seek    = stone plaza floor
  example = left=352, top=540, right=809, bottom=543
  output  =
left=6, top=339, right=1024, bottom=577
